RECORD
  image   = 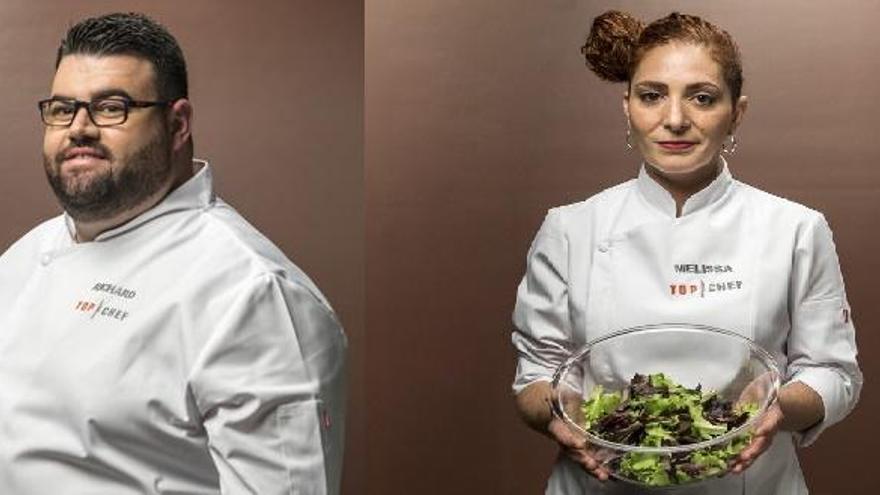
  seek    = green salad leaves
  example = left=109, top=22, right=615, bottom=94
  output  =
left=580, top=373, right=759, bottom=486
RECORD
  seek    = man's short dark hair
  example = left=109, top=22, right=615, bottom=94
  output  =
left=56, top=12, right=188, bottom=101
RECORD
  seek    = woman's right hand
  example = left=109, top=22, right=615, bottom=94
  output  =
left=546, top=416, right=610, bottom=480
left=515, top=380, right=610, bottom=481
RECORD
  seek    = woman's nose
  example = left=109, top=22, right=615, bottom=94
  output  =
left=663, top=98, right=691, bottom=133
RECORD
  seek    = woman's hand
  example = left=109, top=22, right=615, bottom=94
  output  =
left=729, top=402, right=783, bottom=473
left=515, top=381, right=611, bottom=481
left=730, top=381, right=823, bottom=473
left=547, top=416, right=611, bottom=480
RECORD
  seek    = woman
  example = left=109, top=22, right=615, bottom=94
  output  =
left=511, top=11, right=862, bottom=494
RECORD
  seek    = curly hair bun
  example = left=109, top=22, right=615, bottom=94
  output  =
left=581, top=10, right=644, bottom=82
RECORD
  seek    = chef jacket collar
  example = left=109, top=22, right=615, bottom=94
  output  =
left=64, top=159, right=216, bottom=242
left=636, top=156, right=733, bottom=218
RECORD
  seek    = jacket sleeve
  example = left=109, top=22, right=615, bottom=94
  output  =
left=188, top=273, right=347, bottom=494
left=511, top=209, right=575, bottom=394
left=786, top=213, right=862, bottom=447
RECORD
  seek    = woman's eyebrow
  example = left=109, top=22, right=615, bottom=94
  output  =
left=632, top=81, right=725, bottom=99
left=632, top=81, right=666, bottom=90
left=685, top=82, right=722, bottom=92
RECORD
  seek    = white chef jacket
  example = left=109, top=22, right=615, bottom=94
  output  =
left=0, top=160, right=347, bottom=494
left=512, top=161, right=862, bottom=495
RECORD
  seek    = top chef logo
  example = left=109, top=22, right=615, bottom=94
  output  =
left=670, top=263, right=743, bottom=298
left=72, top=282, right=138, bottom=322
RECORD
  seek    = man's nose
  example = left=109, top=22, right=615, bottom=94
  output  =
left=663, top=98, right=691, bottom=133
left=67, top=105, right=99, bottom=139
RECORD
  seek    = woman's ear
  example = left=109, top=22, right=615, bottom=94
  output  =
left=731, top=95, right=748, bottom=133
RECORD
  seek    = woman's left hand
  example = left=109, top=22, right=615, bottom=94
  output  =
left=729, top=402, right=784, bottom=473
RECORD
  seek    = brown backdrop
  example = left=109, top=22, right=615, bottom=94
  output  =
left=366, top=1, right=879, bottom=493
left=0, top=1, right=365, bottom=492
left=2, top=1, right=879, bottom=493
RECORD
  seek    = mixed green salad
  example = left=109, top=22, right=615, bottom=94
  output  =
left=581, top=373, right=759, bottom=486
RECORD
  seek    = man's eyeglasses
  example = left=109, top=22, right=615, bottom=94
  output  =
left=38, top=98, right=172, bottom=127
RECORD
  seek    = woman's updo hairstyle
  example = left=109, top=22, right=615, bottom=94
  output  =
left=581, top=11, right=744, bottom=102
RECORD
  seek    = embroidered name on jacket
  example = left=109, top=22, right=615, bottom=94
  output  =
left=669, top=263, right=743, bottom=298
left=73, top=282, right=138, bottom=321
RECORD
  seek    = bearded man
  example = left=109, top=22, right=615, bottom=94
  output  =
left=0, top=12, right=346, bottom=494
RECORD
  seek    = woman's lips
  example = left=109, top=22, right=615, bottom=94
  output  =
left=656, top=141, right=697, bottom=152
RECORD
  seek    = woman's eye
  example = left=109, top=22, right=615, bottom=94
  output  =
left=638, top=92, right=662, bottom=104
left=693, top=93, right=716, bottom=106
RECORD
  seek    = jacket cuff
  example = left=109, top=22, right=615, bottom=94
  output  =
left=787, top=367, right=848, bottom=447
left=512, top=363, right=554, bottom=395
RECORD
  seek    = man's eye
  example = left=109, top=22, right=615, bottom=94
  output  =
left=50, top=103, right=75, bottom=116
left=94, top=101, right=126, bottom=114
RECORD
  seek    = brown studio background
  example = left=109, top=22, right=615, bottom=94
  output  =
left=0, top=0, right=365, bottom=492
left=366, top=1, right=879, bottom=494
left=1, top=1, right=878, bottom=494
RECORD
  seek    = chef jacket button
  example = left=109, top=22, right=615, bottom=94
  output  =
left=40, top=253, right=52, bottom=265
left=598, top=245, right=608, bottom=253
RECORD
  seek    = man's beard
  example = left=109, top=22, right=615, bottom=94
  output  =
left=43, top=132, right=173, bottom=223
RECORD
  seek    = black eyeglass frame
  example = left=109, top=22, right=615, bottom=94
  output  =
left=37, top=97, right=174, bottom=127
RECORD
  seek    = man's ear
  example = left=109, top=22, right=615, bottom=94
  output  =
left=168, top=98, right=193, bottom=152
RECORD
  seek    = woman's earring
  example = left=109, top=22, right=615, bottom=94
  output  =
left=625, top=128, right=634, bottom=151
left=722, top=134, right=738, bottom=155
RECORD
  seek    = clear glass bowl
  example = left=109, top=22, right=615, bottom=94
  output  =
left=551, top=323, right=780, bottom=488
